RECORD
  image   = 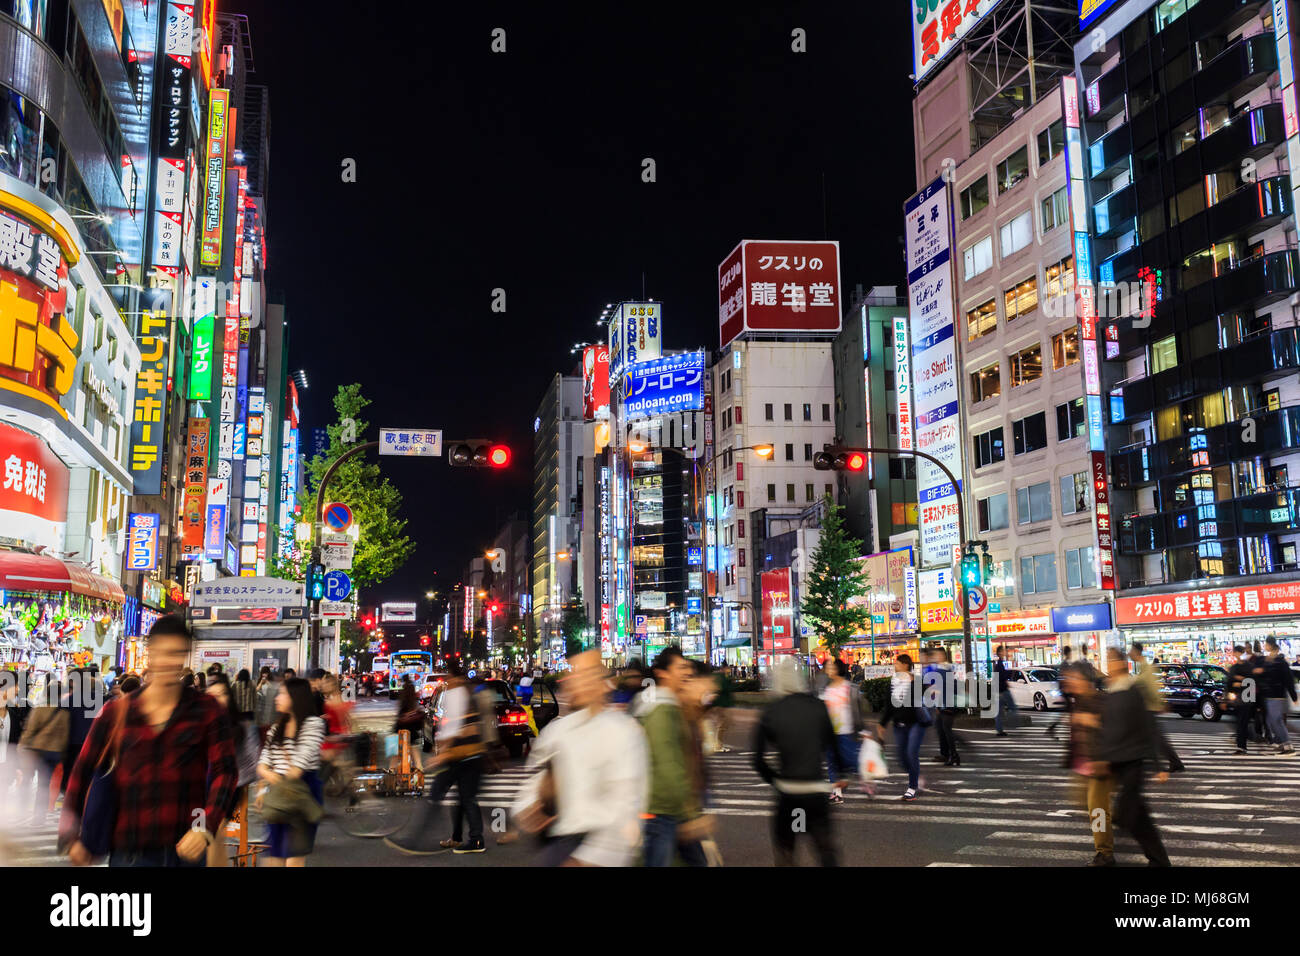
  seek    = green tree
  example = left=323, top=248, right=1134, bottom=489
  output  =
left=304, top=384, right=414, bottom=589
left=799, top=495, right=871, bottom=654
left=561, top=596, right=590, bottom=658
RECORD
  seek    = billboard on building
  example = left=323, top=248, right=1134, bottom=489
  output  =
left=622, top=351, right=705, bottom=421
left=761, top=568, right=795, bottom=655
left=608, top=302, right=661, bottom=385
left=582, top=345, right=610, bottom=421
left=1079, top=0, right=1121, bottom=29
left=0, top=422, right=70, bottom=552
left=182, top=418, right=210, bottom=557
left=893, top=316, right=913, bottom=451
left=128, top=299, right=172, bottom=495
left=382, top=602, right=418, bottom=623
left=905, top=176, right=963, bottom=568
left=718, top=239, right=841, bottom=348
left=200, top=89, right=229, bottom=269
left=918, top=566, right=961, bottom=633
left=126, top=513, right=160, bottom=571
left=914, top=0, right=1002, bottom=85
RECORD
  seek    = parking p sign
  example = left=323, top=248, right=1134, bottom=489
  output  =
left=324, top=570, right=353, bottom=602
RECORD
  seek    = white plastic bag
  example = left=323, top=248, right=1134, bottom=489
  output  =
left=858, top=736, right=888, bottom=781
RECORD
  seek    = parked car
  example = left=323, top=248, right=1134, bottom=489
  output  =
left=422, top=678, right=560, bottom=757
left=1005, top=666, right=1066, bottom=711
left=1152, top=662, right=1231, bottom=721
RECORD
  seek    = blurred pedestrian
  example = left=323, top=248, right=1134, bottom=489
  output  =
left=0, top=671, right=29, bottom=820
left=1096, top=647, right=1171, bottom=867
left=256, top=677, right=326, bottom=867
left=753, top=659, right=846, bottom=866
left=877, top=654, right=930, bottom=801
left=231, top=669, right=256, bottom=722
left=1129, top=642, right=1185, bottom=772
left=924, top=647, right=960, bottom=766
left=393, top=682, right=423, bottom=757
left=820, top=656, right=865, bottom=801
left=206, top=673, right=260, bottom=866
left=635, top=647, right=707, bottom=866
left=255, top=667, right=279, bottom=737
left=1062, top=664, right=1112, bottom=866
left=308, top=669, right=327, bottom=718
left=60, top=616, right=238, bottom=867
left=1046, top=645, right=1075, bottom=740
left=993, top=646, right=1016, bottom=736
left=1228, top=645, right=1255, bottom=754
left=59, top=667, right=104, bottom=796
left=712, top=663, right=736, bottom=753
left=385, top=660, right=487, bottom=855
left=512, top=649, right=647, bottom=865
left=18, top=678, right=67, bottom=824
left=1260, top=637, right=1296, bottom=755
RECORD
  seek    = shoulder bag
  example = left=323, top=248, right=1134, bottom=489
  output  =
left=79, top=699, right=130, bottom=857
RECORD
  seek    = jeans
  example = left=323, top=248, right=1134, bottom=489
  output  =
left=995, top=690, right=1017, bottom=733
left=642, top=814, right=707, bottom=867
left=893, top=723, right=926, bottom=790
left=825, top=734, right=861, bottom=784
left=1265, top=698, right=1291, bottom=746
left=772, top=793, right=837, bottom=866
left=109, top=847, right=205, bottom=867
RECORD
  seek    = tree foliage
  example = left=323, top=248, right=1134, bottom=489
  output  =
left=304, top=384, right=414, bottom=590
left=562, top=595, right=590, bottom=658
left=799, top=495, right=871, bottom=653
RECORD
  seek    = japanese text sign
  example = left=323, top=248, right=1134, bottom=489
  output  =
left=718, top=239, right=841, bottom=348
left=622, top=351, right=705, bottom=421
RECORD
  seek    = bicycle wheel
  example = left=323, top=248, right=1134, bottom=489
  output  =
left=329, top=773, right=414, bottom=839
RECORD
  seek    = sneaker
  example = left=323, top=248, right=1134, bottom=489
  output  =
left=1087, top=852, right=1116, bottom=867
left=902, top=789, right=918, bottom=802
left=383, top=837, right=438, bottom=857
left=453, top=839, right=487, bottom=854
left=828, top=791, right=844, bottom=804
left=1279, top=746, right=1296, bottom=756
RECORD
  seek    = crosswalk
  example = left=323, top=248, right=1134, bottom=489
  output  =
left=9, top=722, right=1299, bottom=866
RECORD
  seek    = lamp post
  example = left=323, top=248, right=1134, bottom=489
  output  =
left=627, top=440, right=774, bottom=663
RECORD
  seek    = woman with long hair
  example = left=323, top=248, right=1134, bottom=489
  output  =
left=230, top=669, right=256, bottom=722
left=257, top=677, right=326, bottom=866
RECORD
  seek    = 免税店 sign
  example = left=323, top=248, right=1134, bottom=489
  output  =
left=1116, top=582, right=1300, bottom=626
left=0, top=422, right=70, bottom=551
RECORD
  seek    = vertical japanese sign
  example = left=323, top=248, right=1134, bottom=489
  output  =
left=1062, top=76, right=1115, bottom=591
left=128, top=305, right=171, bottom=495
left=187, top=312, right=214, bottom=400
left=217, top=311, right=237, bottom=482
left=1274, top=0, right=1300, bottom=221
left=904, top=176, right=963, bottom=568
left=608, top=302, right=661, bottom=384
left=200, top=89, right=229, bottom=269
left=761, top=568, right=794, bottom=657
left=205, top=476, right=227, bottom=561
left=893, top=316, right=914, bottom=451
left=127, top=513, right=160, bottom=571
left=182, top=418, right=210, bottom=557
left=153, top=3, right=193, bottom=274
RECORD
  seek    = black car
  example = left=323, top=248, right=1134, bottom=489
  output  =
left=1152, top=662, right=1232, bottom=721
left=423, top=678, right=560, bottom=757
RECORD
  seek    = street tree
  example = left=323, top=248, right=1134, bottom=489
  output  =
left=799, top=494, right=871, bottom=655
left=305, top=383, right=415, bottom=590
left=561, top=595, right=591, bottom=658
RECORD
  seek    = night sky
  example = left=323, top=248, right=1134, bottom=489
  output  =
left=226, top=1, right=918, bottom=605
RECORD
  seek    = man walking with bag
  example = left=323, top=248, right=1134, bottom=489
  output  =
left=59, top=616, right=238, bottom=867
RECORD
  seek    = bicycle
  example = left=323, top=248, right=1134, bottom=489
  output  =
left=320, top=732, right=427, bottom=838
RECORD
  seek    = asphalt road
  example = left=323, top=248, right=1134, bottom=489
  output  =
left=11, top=698, right=1299, bottom=867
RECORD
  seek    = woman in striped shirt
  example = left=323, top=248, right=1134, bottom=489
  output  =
left=257, top=677, right=326, bottom=866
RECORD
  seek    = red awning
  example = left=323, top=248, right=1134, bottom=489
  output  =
left=0, top=551, right=125, bottom=604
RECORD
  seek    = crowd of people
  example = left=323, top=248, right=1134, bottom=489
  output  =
left=2, top=612, right=1295, bottom=868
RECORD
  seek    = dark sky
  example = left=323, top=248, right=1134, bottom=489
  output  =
left=226, top=1, right=917, bottom=605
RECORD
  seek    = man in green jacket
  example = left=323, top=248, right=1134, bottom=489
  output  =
left=636, top=646, right=707, bottom=866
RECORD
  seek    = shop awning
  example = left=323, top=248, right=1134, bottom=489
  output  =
left=193, top=624, right=303, bottom=642
left=0, top=551, right=125, bottom=604
left=717, top=637, right=751, bottom=648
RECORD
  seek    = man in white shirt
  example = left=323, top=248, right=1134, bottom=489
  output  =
left=513, top=650, right=647, bottom=866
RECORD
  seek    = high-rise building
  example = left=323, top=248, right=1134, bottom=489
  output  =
left=531, top=372, right=583, bottom=663
left=1072, top=0, right=1300, bottom=659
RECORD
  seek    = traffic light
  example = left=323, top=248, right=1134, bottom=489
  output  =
left=960, top=550, right=983, bottom=588
left=982, top=551, right=995, bottom=583
left=448, top=440, right=511, bottom=468
left=813, top=446, right=868, bottom=472
left=379, top=642, right=387, bottom=653
left=489, top=602, right=501, bottom=614
left=307, top=563, right=326, bottom=601
left=420, top=635, right=430, bottom=647
left=362, top=615, right=373, bottom=629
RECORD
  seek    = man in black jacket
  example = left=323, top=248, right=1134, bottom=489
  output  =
left=1227, top=645, right=1256, bottom=755
left=753, top=660, right=847, bottom=866
left=1259, top=638, right=1297, bottom=755
left=1096, top=648, right=1171, bottom=866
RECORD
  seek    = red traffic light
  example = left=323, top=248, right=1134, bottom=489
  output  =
left=420, top=635, right=430, bottom=646
left=489, top=603, right=501, bottom=614
left=363, top=617, right=373, bottom=628
left=487, top=445, right=511, bottom=468
left=845, top=452, right=867, bottom=472
left=379, top=643, right=387, bottom=652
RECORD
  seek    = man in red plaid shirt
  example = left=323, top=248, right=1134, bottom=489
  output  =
left=60, top=616, right=238, bottom=867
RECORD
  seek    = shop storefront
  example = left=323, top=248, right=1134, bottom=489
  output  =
left=0, top=551, right=126, bottom=689
left=187, top=577, right=308, bottom=675
left=1117, top=583, right=1300, bottom=666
